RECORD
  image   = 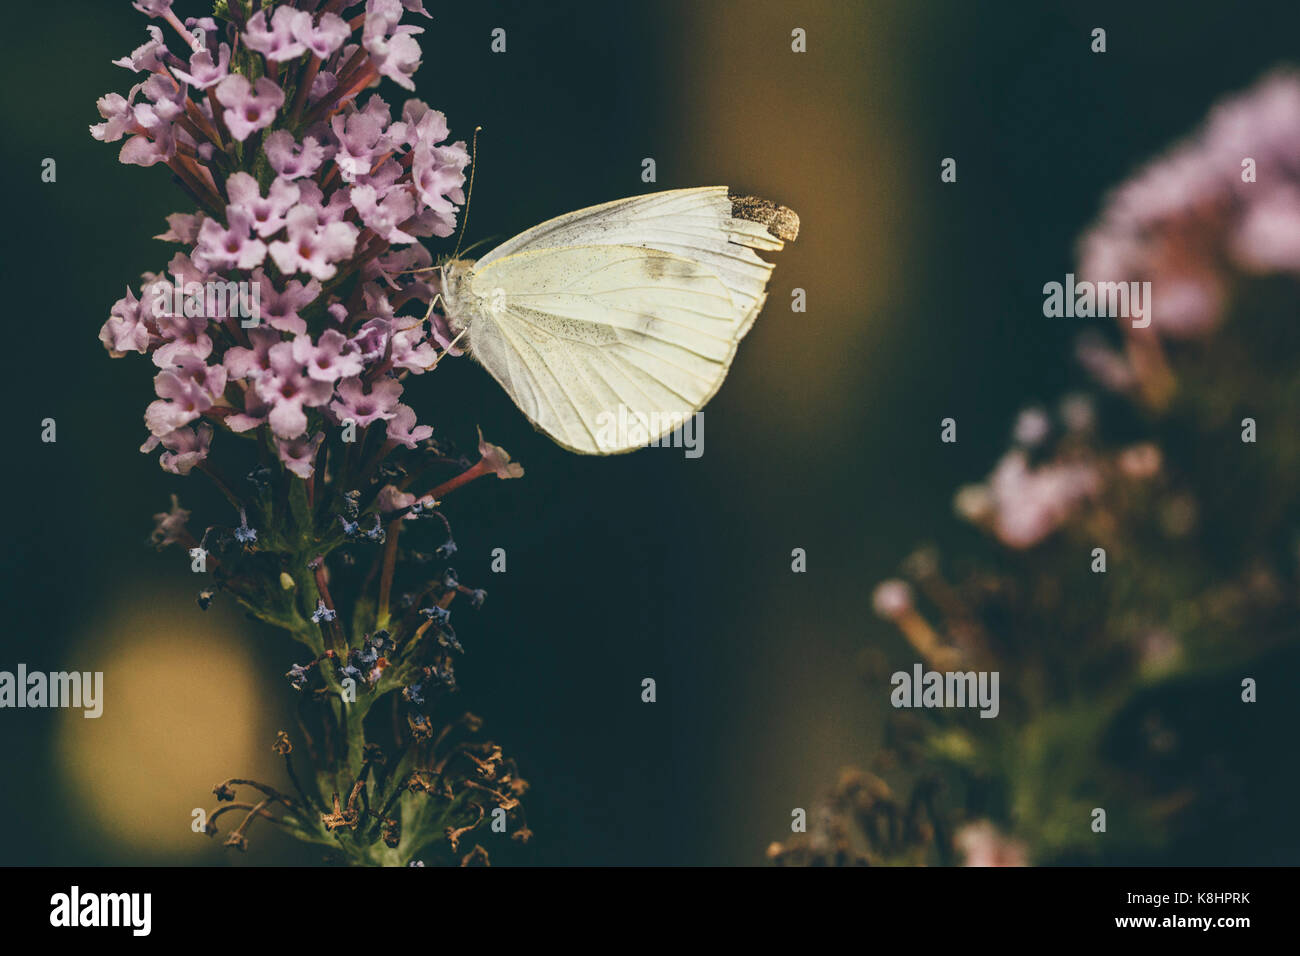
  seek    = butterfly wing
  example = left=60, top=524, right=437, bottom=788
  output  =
left=464, top=187, right=797, bottom=454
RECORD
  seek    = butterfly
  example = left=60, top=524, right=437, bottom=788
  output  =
left=429, top=186, right=798, bottom=455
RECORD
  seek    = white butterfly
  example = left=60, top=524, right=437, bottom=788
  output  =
left=432, top=186, right=798, bottom=455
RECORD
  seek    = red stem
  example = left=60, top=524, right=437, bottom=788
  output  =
left=426, top=459, right=492, bottom=500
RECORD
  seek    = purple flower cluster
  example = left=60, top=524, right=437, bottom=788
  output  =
left=1078, top=69, right=1300, bottom=340
left=94, top=0, right=468, bottom=477
left=945, top=395, right=1178, bottom=550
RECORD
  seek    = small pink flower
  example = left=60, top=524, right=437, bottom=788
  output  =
left=267, top=205, right=359, bottom=280
left=253, top=270, right=322, bottom=335
left=292, top=11, right=351, bottom=60
left=112, top=25, right=167, bottom=73
left=195, top=208, right=268, bottom=271
left=145, top=357, right=227, bottom=437
left=118, top=80, right=183, bottom=166
left=155, top=212, right=206, bottom=244
left=152, top=307, right=214, bottom=369
left=243, top=7, right=311, bottom=63
left=387, top=404, right=433, bottom=448
left=226, top=172, right=301, bottom=238
left=400, top=101, right=448, bottom=148
left=391, top=323, right=438, bottom=372
left=254, top=341, right=333, bottom=438
left=263, top=130, right=328, bottom=181
left=363, top=0, right=425, bottom=91
left=277, top=432, right=325, bottom=479
left=476, top=427, right=524, bottom=478
left=330, top=103, right=396, bottom=182
left=412, top=137, right=468, bottom=236
left=350, top=183, right=418, bottom=244
left=156, top=423, right=214, bottom=475
left=226, top=387, right=273, bottom=434
left=350, top=317, right=391, bottom=362
left=90, top=91, right=140, bottom=143
left=172, top=44, right=231, bottom=90
left=100, top=288, right=152, bottom=357
left=131, top=0, right=174, bottom=17
left=214, top=75, right=285, bottom=142
left=224, top=327, right=282, bottom=380
left=330, top=376, right=403, bottom=426
left=295, top=179, right=353, bottom=224
left=308, top=70, right=338, bottom=106
left=292, top=329, right=365, bottom=382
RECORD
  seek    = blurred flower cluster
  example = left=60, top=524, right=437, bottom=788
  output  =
left=771, top=71, right=1300, bottom=866
left=97, top=0, right=529, bottom=865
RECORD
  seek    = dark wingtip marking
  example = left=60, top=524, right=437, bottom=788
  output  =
left=729, top=194, right=800, bottom=242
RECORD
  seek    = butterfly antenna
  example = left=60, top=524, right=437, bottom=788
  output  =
left=451, top=126, right=483, bottom=261
left=456, top=235, right=500, bottom=258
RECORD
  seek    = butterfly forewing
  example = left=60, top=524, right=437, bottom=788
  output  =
left=458, top=186, right=796, bottom=454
